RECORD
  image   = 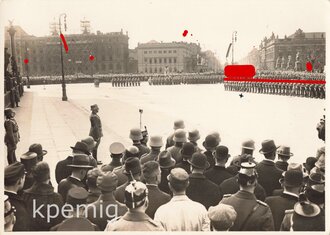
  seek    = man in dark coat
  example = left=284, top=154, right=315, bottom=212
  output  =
left=140, top=136, right=163, bottom=164
left=87, top=171, right=127, bottom=230
left=205, top=145, right=233, bottom=185
left=158, top=150, right=176, bottom=195
left=89, top=104, right=103, bottom=164
left=22, top=162, right=64, bottom=231
left=57, top=154, right=93, bottom=202
left=275, top=146, right=293, bottom=171
left=28, top=143, right=48, bottom=162
left=20, top=151, right=38, bottom=190
left=175, top=142, right=196, bottom=174
left=202, top=135, right=219, bottom=170
left=186, top=153, right=222, bottom=209
left=129, top=128, right=150, bottom=158
left=142, top=161, right=171, bottom=218
left=165, top=120, right=185, bottom=149
left=265, top=169, right=302, bottom=230
left=219, top=162, right=275, bottom=231
left=256, top=140, right=283, bottom=196
left=101, top=142, right=125, bottom=172
left=167, top=129, right=187, bottom=164
left=4, top=162, right=30, bottom=231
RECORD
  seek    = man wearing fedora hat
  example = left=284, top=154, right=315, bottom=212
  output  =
left=140, top=136, right=163, bottom=165
left=81, top=136, right=97, bottom=154
left=165, top=119, right=185, bottom=149
left=129, top=128, right=150, bottom=158
left=158, top=150, right=176, bottom=195
left=114, top=157, right=142, bottom=204
left=256, top=139, right=283, bottom=196
left=176, top=142, right=196, bottom=174
left=265, top=169, right=303, bottom=230
left=20, top=151, right=38, bottom=190
left=102, top=142, right=125, bottom=172
left=57, top=154, right=93, bottom=202
left=280, top=199, right=324, bottom=231
left=28, top=143, right=48, bottom=162
left=55, top=141, right=96, bottom=184
left=22, top=162, right=64, bottom=231
left=154, top=168, right=210, bottom=231
left=5, top=162, right=30, bottom=231
left=167, top=129, right=187, bottom=164
left=202, top=134, right=220, bottom=170
left=219, top=162, right=274, bottom=231
left=305, top=184, right=325, bottom=212
left=205, top=146, right=233, bottom=185
left=51, top=187, right=100, bottom=231
left=186, top=153, right=222, bottom=209
left=142, top=161, right=171, bottom=219
left=275, top=146, right=293, bottom=171
left=188, top=129, right=202, bottom=152
left=87, top=171, right=127, bottom=230
left=89, top=104, right=103, bottom=165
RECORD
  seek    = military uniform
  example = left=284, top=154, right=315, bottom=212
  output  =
left=89, top=105, right=103, bottom=161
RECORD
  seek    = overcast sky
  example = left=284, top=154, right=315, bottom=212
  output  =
left=1, top=0, right=328, bottom=63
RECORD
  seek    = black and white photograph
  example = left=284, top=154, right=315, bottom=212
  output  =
left=1, top=0, right=328, bottom=233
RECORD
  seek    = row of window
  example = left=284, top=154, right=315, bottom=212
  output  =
left=144, top=67, right=178, bottom=73
left=144, top=58, right=177, bottom=64
left=143, top=50, right=177, bottom=54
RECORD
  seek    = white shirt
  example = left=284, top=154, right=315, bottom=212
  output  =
left=154, top=195, right=210, bottom=231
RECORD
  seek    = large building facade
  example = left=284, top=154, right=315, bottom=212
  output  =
left=5, top=26, right=129, bottom=76
left=136, top=41, right=201, bottom=73
left=240, top=29, right=325, bottom=72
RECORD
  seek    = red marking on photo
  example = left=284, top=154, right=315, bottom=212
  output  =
left=225, top=65, right=256, bottom=78
left=182, top=30, right=188, bottom=37
left=24, top=59, right=29, bottom=64
left=89, top=55, right=95, bottom=61
left=60, top=34, right=69, bottom=53
left=306, top=62, right=313, bottom=72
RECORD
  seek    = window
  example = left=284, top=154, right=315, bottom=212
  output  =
left=173, top=50, right=177, bottom=53
left=150, top=58, right=152, bottom=64
left=164, top=58, right=167, bottom=63
left=159, top=50, right=162, bottom=53
left=169, top=58, right=172, bottom=63
left=154, top=58, right=157, bottom=64
left=159, top=67, right=162, bottom=73
left=144, top=58, right=147, bottom=63
left=169, top=50, right=172, bottom=53
left=174, top=58, right=177, bottom=63
left=174, top=67, right=177, bottom=72
left=163, top=50, right=167, bottom=53
left=169, top=67, right=172, bottom=72
left=149, top=51, right=152, bottom=54
left=154, top=67, right=157, bottom=73
left=144, top=51, right=147, bottom=54
left=145, top=67, right=148, bottom=73
left=159, top=58, right=162, bottom=63
left=149, top=68, right=152, bottom=73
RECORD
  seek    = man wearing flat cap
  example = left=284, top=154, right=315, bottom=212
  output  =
left=5, top=162, right=30, bottom=231
left=165, top=120, right=185, bottom=149
left=205, top=145, right=233, bottom=185
left=256, top=139, right=283, bottom=196
left=87, top=171, right=127, bottom=230
left=102, top=142, right=125, bottom=172
left=129, top=128, right=150, bottom=158
left=219, top=162, right=274, bottom=231
left=89, top=104, right=103, bottom=164
left=51, top=187, right=100, bottom=231
left=142, top=161, right=171, bottom=218
left=154, top=168, right=210, bottom=231
left=140, top=136, right=163, bottom=165
left=114, top=157, right=142, bottom=203
left=265, top=168, right=303, bottom=230
left=57, top=154, right=93, bottom=202
left=208, top=204, right=237, bottom=231
left=186, top=153, right=222, bottom=209
left=105, top=181, right=164, bottom=231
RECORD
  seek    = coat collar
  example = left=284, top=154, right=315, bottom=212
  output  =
left=123, top=211, right=150, bottom=221
left=235, top=190, right=257, bottom=200
left=24, top=182, right=55, bottom=195
left=97, top=193, right=117, bottom=202
left=189, top=173, right=206, bottom=179
left=261, top=159, right=275, bottom=166
left=5, top=191, right=23, bottom=201
left=282, top=191, right=299, bottom=200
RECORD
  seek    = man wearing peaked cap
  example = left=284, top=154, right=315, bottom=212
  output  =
left=5, top=162, right=30, bottom=231
left=20, top=151, right=38, bottom=190
left=51, top=187, right=100, bottom=231
left=140, top=136, right=163, bottom=165
left=186, top=153, right=223, bottom=209
left=130, top=128, right=150, bottom=158
left=105, top=181, right=164, bottom=231
left=28, top=143, right=48, bottom=162
left=114, top=157, right=142, bottom=204
left=188, top=129, right=202, bottom=152
left=165, top=119, right=185, bottom=149
left=87, top=171, right=127, bottom=230
left=89, top=104, right=103, bottom=165
left=208, top=204, right=237, bottom=231
left=167, top=129, right=187, bottom=164
left=265, top=168, right=303, bottom=230
left=158, top=150, right=176, bottom=195
left=57, top=154, right=93, bottom=202
left=256, top=139, right=283, bottom=196
left=275, top=145, right=293, bottom=171
left=202, top=134, right=219, bottom=170
left=205, top=145, right=233, bottom=185
left=176, top=142, right=196, bottom=174
left=102, top=142, right=125, bottom=172
left=219, top=162, right=275, bottom=231
left=154, top=168, right=210, bottom=231
left=142, top=161, right=171, bottom=219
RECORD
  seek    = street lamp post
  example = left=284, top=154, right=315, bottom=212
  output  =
left=232, top=31, right=237, bottom=65
left=59, top=13, right=68, bottom=101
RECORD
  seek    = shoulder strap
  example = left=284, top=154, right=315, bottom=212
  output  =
left=239, top=203, right=259, bottom=231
